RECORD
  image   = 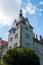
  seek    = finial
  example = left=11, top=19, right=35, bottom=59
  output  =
left=19, top=9, right=23, bottom=19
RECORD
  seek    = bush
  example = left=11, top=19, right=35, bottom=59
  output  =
left=3, top=48, right=40, bottom=65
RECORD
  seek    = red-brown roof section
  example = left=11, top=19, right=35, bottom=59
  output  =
left=17, top=17, right=26, bottom=25
left=33, top=38, right=40, bottom=43
left=33, top=38, right=43, bottom=45
left=2, top=40, right=8, bottom=47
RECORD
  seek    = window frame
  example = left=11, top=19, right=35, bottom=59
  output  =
left=10, top=37, right=13, bottom=42
left=14, top=43, right=17, bottom=48
left=15, top=33, right=18, bottom=39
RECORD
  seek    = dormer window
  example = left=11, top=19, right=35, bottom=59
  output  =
left=25, top=18, right=29, bottom=25
left=13, top=20, right=17, bottom=29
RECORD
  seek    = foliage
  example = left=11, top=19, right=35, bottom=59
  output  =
left=3, top=48, right=40, bottom=65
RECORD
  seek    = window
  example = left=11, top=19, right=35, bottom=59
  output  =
left=26, top=33, right=29, bottom=39
left=26, top=43, right=30, bottom=48
left=35, top=47, right=39, bottom=52
left=9, top=46, right=12, bottom=48
left=14, top=43, right=17, bottom=48
left=17, top=24, right=20, bottom=29
left=9, top=30, right=13, bottom=35
left=23, top=22, right=26, bottom=24
left=15, top=33, right=18, bottom=39
left=42, top=49, right=43, bottom=54
left=26, top=27, right=28, bottom=30
left=10, top=37, right=13, bottom=42
left=13, top=28, right=16, bottom=33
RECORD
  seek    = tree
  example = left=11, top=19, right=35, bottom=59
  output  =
left=3, top=48, right=40, bottom=65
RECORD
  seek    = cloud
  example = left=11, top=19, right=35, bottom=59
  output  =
left=39, top=9, right=43, bottom=12
left=0, top=8, right=13, bottom=26
left=22, top=2, right=37, bottom=15
left=26, top=3, right=36, bottom=14
left=0, top=0, right=22, bottom=26
left=0, top=0, right=37, bottom=27
left=39, top=1, right=43, bottom=5
left=22, top=8, right=27, bottom=16
left=31, top=17, right=38, bottom=27
left=39, top=13, right=42, bottom=16
left=38, top=9, right=43, bottom=16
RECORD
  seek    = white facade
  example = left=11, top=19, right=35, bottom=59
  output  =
left=8, top=18, right=33, bottom=49
left=8, top=25, right=21, bottom=48
left=8, top=10, right=43, bottom=65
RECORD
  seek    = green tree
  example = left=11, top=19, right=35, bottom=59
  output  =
left=3, top=48, right=40, bottom=65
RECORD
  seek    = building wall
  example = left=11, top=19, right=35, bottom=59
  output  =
left=34, top=41, right=43, bottom=65
left=0, top=38, right=2, bottom=57
left=0, top=41, right=2, bottom=64
left=2, top=44, right=8, bottom=56
left=8, top=24, right=21, bottom=48
left=8, top=20, right=33, bottom=49
left=8, top=19, right=43, bottom=65
left=20, top=22, right=33, bottom=49
left=0, top=39, right=8, bottom=64
left=33, top=41, right=43, bottom=53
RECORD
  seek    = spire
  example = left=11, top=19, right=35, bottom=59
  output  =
left=19, top=9, right=23, bottom=19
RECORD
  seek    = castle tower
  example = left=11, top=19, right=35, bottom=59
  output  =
left=8, top=9, right=33, bottom=49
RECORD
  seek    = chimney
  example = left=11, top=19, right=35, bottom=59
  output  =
left=40, top=35, right=42, bottom=43
left=0, top=37, right=2, bottom=42
left=42, top=38, right=43, bottom=43
left=36, top=34, right=38, bottom=39
left=33, top=33, right=35, bottom=38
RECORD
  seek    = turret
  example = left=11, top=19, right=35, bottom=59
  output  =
left=40, top=35, right=43, bottom=43
left=19, top=9, right=23, bottom=19
left=36, top=34, right=38, bottom=39
left=13, top=20, right=17, bottom=29
left=40, top=35, right=42, bottom=42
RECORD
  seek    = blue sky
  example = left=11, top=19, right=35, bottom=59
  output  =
left=0, top=0, right=43, bottom=41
